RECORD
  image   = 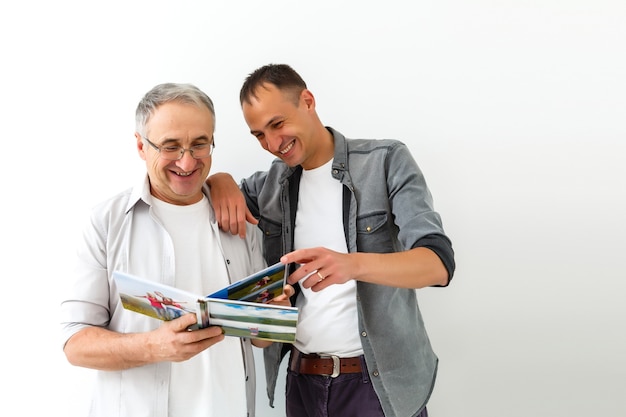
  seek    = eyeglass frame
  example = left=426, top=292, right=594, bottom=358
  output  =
left=142, top=135, right=215, bottom=160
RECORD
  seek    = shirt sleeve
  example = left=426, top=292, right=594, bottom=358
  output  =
left=59, top=208, right=112, bottom=348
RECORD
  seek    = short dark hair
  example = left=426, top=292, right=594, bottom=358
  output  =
left=239, top=64, right=307, bottom=106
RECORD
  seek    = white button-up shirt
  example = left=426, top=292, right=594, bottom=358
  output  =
left=60, top=176, right=266, bottom=417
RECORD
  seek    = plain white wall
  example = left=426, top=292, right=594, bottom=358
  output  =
left=2, top=1, right=624, bottom=416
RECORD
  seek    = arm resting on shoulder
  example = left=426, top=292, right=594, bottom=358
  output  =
left=206, top=173, right=257, bottom=238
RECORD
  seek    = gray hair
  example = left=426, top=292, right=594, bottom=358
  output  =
left=135, top=83, right=216, bottom=136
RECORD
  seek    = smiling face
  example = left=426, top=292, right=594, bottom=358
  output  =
left=136, top=101, right=215, bottom=205
left=242, top=83, right=331, bottom=170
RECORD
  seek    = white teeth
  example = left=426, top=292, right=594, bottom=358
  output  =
left=176, top=172, right=192, bottom=176
left=280, top=141, right=294, bottom=154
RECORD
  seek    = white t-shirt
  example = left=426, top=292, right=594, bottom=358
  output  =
left=293, top=159, right=364, bottom=357
left=151, top=196, right=246, bottom=417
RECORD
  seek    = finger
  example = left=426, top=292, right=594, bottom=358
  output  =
left=280, top=249, right=315, bottom=266
left=308, top=270, right=332, bottom=291
left=218, top=204, right=232, bottom=233
left=285, top=261, right=320, bottom=285
left=245, top=207, right=259, bottom=225
left=235, top=206, right=247, bottom=239
left=310, top=279, right=329, bottom=292
left=271, top=288, right=293, bottom=303
left=286, top=273, right=298, bottom=285
left=213, top=202, right=225, bottom=230
left=297, top=274, right=316, bottom=289
left=283, top=284, right=295, bottom=298
left=171, top=313, right=200, bottom=331
left=194, top=326, right=225, bottom=340
left=268, top=300, right=291, bottom=307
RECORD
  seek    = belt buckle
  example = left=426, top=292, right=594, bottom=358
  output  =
left=319, top=354, right=341, bottom=378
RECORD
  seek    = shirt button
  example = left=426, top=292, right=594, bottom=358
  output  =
left=361, top=331, right=367, bottom=337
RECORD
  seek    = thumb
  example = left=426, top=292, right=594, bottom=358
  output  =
left=173, top=312, right=200, bottom=331
left=283, top=284, right=295, bottom=298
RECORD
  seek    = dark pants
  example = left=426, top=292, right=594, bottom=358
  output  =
left=285, top=352, right=429, bottom=417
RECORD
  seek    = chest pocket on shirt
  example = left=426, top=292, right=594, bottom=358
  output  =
left=356, top=211, right=394, bottom=253
left=258, top=217, right=283, bottom=264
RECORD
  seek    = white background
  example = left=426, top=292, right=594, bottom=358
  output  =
left=1, top=1, right=625, bottom=416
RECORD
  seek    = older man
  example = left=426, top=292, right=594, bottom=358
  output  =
left=61, top=83, right=290, bottom=417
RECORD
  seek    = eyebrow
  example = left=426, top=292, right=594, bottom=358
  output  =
left=159, top=135, right=212, bottom=145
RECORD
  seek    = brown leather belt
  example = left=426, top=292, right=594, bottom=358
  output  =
left=290, top=347, right=362, bottom=378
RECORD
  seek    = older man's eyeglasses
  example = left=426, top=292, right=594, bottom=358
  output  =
left=142, top=136, right=215, bottom=160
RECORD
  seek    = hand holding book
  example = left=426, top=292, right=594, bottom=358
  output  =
left=113, top=262, right=299, bottom=343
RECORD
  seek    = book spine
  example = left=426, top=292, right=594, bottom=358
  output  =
left=197, top=299, right=210, bottom=328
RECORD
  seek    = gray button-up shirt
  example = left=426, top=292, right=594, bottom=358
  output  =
left=241, top=127, right=455, bottom=417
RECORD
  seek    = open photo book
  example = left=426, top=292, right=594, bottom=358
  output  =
left=113, top=262, right=298, bottom=343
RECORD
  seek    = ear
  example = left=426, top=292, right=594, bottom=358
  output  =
left=301, top=89, right=316, bottom=110
left=135, top=132, right=147, bottom=161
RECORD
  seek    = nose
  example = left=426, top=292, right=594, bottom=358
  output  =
left=176, top=149, right=198, bottom=170
left=265, top=133, right=282, bottom=154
